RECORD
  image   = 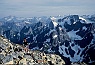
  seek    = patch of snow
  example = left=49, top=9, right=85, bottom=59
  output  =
left=48, top=48, right=55, bottom=52
left=93, top=34, right=95, bottom=41
left=33, top=35, right=38, bottom=40
left=59, top=45, right=69, bottom=57
left=8, top=26, right=10, bottom=28
left=82, top=26, right=87, bottom=31
left=26, top=37, right=30, bottom=39
left=59, top=43, right=85, bottom=62
left=13, top=35, right=15, bottom=37
left=58, top=22, right=65, bottom=28
left=79, top=17, right=86, bottom=21
left=38, top=17, right=42, bottom=20
left=51, top=17, right=56, bottom=21
left=59, top=27, right=62, bottom=30
left=64, top=18, right=71, bottom=25
left=73, top=22, right=76, bottom=24
left=24, top=27, right=33, bottom=35
left=79, top=16, right=90, bottom=23
left=71, top=45, right=78, bottom=52
left=46, top=39, right=50, bottom=42
left=17, top=33, right=20, bottom=36
left=69, top=44, right=83, bottom=62
left=31, top=47, right=39, bottom=50
left=49, top=29, right=56, bottom=35
left=85, top=19, right=94, bottom=23
left=16, top=23, right=21, bottom=26
left=80, top=20, right=85, bottom=23
left=44, top=24, right=46, bottom=26
left=89, top=61, right=95, bottom=64
left=52, top=21, right=58, bottom=27
left=7, top=19, right=12, bottom=21
left=53, top=35, right=58, bottom=39
left=24, top=21, right=31, bottom=24
left=67, top=30, right=82, bottom=40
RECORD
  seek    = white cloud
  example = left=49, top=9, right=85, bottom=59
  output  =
left=0, top=0, right=95, bottom=17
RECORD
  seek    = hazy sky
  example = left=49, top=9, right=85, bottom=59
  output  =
left=0, top=0, right=95, bottom=18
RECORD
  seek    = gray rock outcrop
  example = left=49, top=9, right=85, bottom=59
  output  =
left=0, top=36, right=65, bottom=65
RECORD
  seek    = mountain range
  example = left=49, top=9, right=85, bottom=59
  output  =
left=0, top=15, right=95, bottom=64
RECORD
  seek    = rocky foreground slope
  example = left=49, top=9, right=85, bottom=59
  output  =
left=0, top=36, right=87, bottom=65
left=0, top=36, right=88, bottom=65
left=0, top=36, right=66, bottom=65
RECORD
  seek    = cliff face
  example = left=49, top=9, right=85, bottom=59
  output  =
left=0, top=36, right=65, bottom=65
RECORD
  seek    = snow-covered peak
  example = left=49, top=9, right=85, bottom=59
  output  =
left=4, top=16, right=15, bottom=21
left=52, top=21, right=58, bottom=27
left=51, top=17, right=56, bottom=20
left=79, top=17, right=87, bottom=22
left=24, top=21, right=31, bottom=24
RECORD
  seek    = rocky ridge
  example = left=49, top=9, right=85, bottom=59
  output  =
left=0, top=36, right=65, bottom=65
